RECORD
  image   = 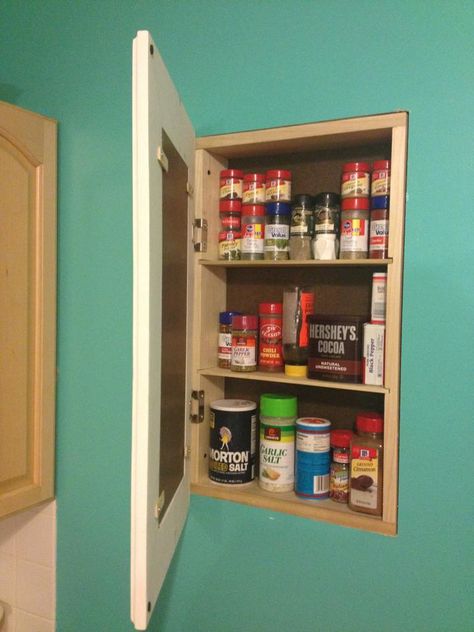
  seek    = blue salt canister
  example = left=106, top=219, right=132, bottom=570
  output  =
left=295, top=417, right=331, bottom=499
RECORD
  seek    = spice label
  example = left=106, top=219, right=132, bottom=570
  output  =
left=330, top=463, right=349, bottom=502
left=371, top=171, right=390, bottom=196
left=265, top=180, right=291, bottom=202
left=258, top=322, right=283, bottom=368
left=209, top=409, right=256, bottom=484
left=296, top=430, right=330, bottom=453
left=243, top=183, right=265, bottom=204
left=218, top=332, right=232, bottom=360
left=260, top=423, right=295, bottom=489
left=219, top=237, right=241, bottom=260
left=241, top=223, right=264, bottom=253
left=231, top=335, right=256, bottom=367
left=220, top=179, right=242, bottom=200
left=340, top=219, right=368, bottom=253
left=363, top=323, right=385, bottom=385
left=341, top=173, right=370, bottom=197
left=350, top=446, right=379, bottom=509
left=264, top=224, right=289, bottom=253
left=369, top=219, right=389, bottom=251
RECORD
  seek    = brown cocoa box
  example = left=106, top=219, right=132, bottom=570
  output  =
left=307, top=315, right=367, bottom=383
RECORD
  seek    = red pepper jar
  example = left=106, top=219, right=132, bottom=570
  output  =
left=258, top=303, right=283, bottom=372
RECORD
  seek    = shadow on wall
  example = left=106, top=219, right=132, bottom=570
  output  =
left=0, top=84, right=22, bottom=102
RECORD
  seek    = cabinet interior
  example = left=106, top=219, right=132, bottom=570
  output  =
left=190, top=114, right=406, bottom=536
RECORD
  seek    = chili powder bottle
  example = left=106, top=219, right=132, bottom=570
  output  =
left=258, top=302, right=283, bottom=372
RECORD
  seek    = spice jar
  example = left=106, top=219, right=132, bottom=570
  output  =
left=219, top=199, right=241, bottom=231
left=371, top=160, right=390, bottom=197
left=289, top=194, right=313, bottom=260
left=265, top=169, right=292, bottom=202
left=243, top=173, right=265, bottom=204
left=339, top=197, right=369, bottom=259
left=264, top=202, right=291, bottom=260
left=349, top=412, right=384, bottom=516
left=369, top=196, right=389, bottom=259
left=218, top=311, right=241, bottom=369
left=241, top=204, right=265, bottom=260
left=259, top=394, right=297, bottom=492
left=258, top=302, right=283, bottom=372
left=341, top=162, right=370, bottom=198
left=282, top=286, right=315, bottom=377
left=218, top=230, right=241, bottom=260
left=329, top=429, right=353, bottom=503
left=219, top=169, right=243, bottom=200
left=231, top=314, right=258, bottom=372
left=312, top=192, right=340, bottom=260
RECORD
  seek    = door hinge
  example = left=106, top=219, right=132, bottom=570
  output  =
left=190, top=389, right=205, bottom=423
left=157, top=146, right=169, bottom=172
left=154, top=490, right=165, bottom=520
left=192, top=218, right=207, bottom=252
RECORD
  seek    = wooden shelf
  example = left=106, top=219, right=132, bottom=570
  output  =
left=199, top=258, right=392, bottom=268
left=198, top=367, right=388, bottom=394
left=191, top=479, right=395, bottom=536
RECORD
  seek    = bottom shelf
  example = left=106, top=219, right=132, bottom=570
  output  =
left=192, top=479, right=396, bottom=536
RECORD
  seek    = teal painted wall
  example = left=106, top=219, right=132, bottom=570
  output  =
left=1, top=1, right=473, bottom=630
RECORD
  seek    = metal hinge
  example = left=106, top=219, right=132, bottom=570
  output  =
left=157, top=146, right=169, bottom=172
left=154, top=490, right=165, bottom=520
left=190, top=389, right=205, bottom=423
left=192, top=218, right=207, bottom=252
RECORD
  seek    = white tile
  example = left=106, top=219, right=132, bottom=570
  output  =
left=16, top=609, right=54, bottom=632
left=0, top=602, right=16, bottom=632
left=0, top=554, right=16, bottom=604
left=16, top=560, right=53, bottom=619
left=0, top=514, right=17, bottom=556
left=15, top=510, right=54, bottom=567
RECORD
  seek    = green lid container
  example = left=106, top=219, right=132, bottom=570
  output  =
left=260, top=393, right=297, bottom=418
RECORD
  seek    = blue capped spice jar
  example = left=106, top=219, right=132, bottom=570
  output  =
left=264, top=201, right=291, bottom=260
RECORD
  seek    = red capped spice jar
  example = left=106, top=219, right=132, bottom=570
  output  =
left=265, top=169, right=292, bottom=202
left=258, top=302, right=283, bottom=372
left=329, top=429, right=353, bottom=503
left=231, top=314, right=258, bottom=372
left=219, top=199, right=242, bottom=231
left=243, top=173, right=265, bottom=204
left=371, top=160, right=391, bottom=197
left=241, top=204, right=265, bottom=260
left=341, top=162, right=371, bottom=199
left=340, top=197, right=370, bottom=259
left=219, top=169, right=243, bottom=200
left=349, top=412, right=384, bottom=516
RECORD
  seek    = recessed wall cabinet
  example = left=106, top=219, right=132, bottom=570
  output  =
left=0, top=101, right=57, bottom=518
left=131, top=31, right=407, bottom=629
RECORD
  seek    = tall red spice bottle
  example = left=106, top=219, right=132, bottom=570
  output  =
left=258, top=303, right=283, bottom=372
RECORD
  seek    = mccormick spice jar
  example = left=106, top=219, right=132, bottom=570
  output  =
left=219, top=169, right=243, bottom=200
left=369, top=196, right=389, bottom=259
left=329, top=429, right=353, bottom=503
left=307, top=314, right=366, bottom=383
left=218, top=311, right=241, bottom=369
left=265, top=169, right=292, bottom=202
left=341, top=161, right=370, bottom=198
left=218, top=230, right=241, bottom=260
left=264, top=202, right=291, bottom=260
left=258, top=302, right=283, bottom=372
left=349, top=412, right=384, bottom=516
left=339, top=197, right=370, bottom=259
left=241, top=204, right=265, bottom=260
left=371, top=160, right=390, bottom=197
left=231, top=314, right=258, bottom=372
left=259, top=394, right=297, bottom=492
left=243, top=173, right=265, bottom=204
left=219, top=199, right=242, bottom=231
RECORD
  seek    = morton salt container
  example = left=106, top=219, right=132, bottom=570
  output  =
left=307, top=314, right=367, bottom=383
left=295, top=417, right=331, bottom=499
left=208, top=399, right=257, bottom=485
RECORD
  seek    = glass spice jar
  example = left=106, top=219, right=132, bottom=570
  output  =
left=369, top=196, right=389, bottom=259
left=219, top=199, right=242, bottom=231
left=264, top=202, right=291, bottom=260
left=289, top=194, right=313, bottom=260
left=241, top=204, right=265, bottom=260
left=339, top=197, right=370, bottom=259
left=265, top=169, right=292, bottom=202
left=312, top=192, right=340, bottom=260
left=219, top=169, right=243, bottom=200
left=231, top=314, right=258, bottom=372
left=218, top=230, right=241, bottom=260
left=329, top=429, right=353, bottom=503
left=341, top=161, right=370, bottom=198
left=218, top=311, right=241, bottom=368
left=243, top=173, right=265, bottom=204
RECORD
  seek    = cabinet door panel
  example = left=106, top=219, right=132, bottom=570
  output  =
left=131, top=31, right=195, bottom=630
left=0, top=101, right=56, bottom=518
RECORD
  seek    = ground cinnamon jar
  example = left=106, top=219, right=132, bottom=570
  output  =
left=258, top=302, right=283, bottom=372
left=349, top=412, right=384, bottom=516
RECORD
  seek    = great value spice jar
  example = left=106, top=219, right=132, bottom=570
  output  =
left=339, top=197, right=369, bottom=259
left=218, top=311, right=241, bottom=368
left=241, top=204, right=265, bottom=260
left=264, top=202, right=291, bottom=260
left=265, top=169, right=292, bottom=202
left=219, top=169, right=243, bottom=200
left=341, top=161, right=370, bottom=198
left=231, top=314, right=258, bottom=372
left=243, top=172, right=265, bottom=204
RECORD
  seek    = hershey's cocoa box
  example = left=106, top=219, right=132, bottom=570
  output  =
left=363, top=323, right=385, bottom=385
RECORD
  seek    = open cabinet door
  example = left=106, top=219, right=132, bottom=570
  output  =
left=131, top=31, right=195, bottom=629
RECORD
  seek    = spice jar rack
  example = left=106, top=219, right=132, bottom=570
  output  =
left=190, top=112, right=407, bottom=536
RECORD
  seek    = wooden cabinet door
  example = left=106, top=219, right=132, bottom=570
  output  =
left=0, top=101, right=57, bottom=518
left=131, top=31, right=195, bottom=630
